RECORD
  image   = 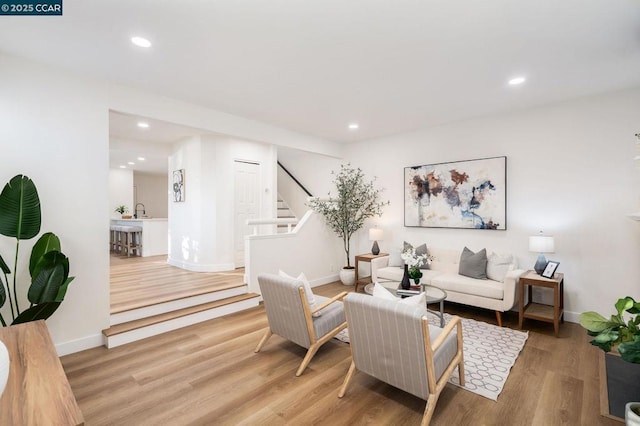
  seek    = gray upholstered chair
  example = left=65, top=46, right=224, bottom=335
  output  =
left=338, top=293, right=465, bottom=426
left=255, top=273, right=348, bottom=376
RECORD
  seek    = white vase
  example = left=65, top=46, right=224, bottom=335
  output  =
left=0, top=340, right=9, bottom=399
left=626, top=402, right=640, bottom=426
left=339, top=268, right=355, bottom=286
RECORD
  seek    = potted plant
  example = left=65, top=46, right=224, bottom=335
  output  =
left=308, top=164, right=388, bottom=285
left=580, top=297, right=640, bottom=423
left=0, top=175, right=75, bottom=326
left=115, top=205, right=131, bottom=219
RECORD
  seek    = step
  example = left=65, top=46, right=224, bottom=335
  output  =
left=110, top=284, right=248, bottom=325
left=102, top=293, right=260, bottom=348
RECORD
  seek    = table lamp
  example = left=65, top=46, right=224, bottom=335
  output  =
left=369, top=228, right=383, bottom=255
left=529, top=231, right=555, bottom=275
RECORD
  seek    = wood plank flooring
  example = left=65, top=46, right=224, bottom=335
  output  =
left=62, top=282, right=619, bottom=425
left=110, top=254, right=245, bottom=313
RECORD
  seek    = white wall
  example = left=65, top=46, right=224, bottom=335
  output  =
left=246, top=211, right=344, bottom=295
left=109, top=169, right=134, bottom=219
left=134, top=172, right=168, bottom=218
left=0, top=53, right=110, bottom=354
left=277, top=146, right=342, bottom=197
left=345, top=88, right=640, bottom=321
left=168, top=134, right=276, bottom=271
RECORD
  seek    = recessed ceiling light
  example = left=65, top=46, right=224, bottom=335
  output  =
left=508, top=76, right=526, bottom=86
left=131, top=36, right=151, bottom=48
left=137, top=157, right=145, bottom=161
left=348, top=123, right=359, bottom=130
left=137, top=122, right=149, bottom=129
left=128, top=162, right=135, bottom=165
left=119, top=165, right=126, bottom=169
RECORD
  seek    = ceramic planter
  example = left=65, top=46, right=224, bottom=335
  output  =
left=339, top=268, right=355, bottom=285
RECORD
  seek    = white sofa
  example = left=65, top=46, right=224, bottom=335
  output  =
left=371, top=247, right=526, bottom=326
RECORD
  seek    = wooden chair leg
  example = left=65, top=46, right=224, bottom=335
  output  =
left=254, top=329, right=272, bottom=353
left=495, top=311, right=503, bottom=327
left=421, top=393, right=438, bottom=426
left=296, top=343, right=320, bottom=377
left=338, top=360, right=357, bottom=398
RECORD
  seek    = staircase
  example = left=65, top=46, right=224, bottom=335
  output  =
left=103, top=261, right=260, bottom=348
left=277, top=196, right=298, bottom=233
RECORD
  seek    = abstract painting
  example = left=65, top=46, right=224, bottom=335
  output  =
left=404, top=156, right=506, bottom=229
left=173, top=169, right=185, bottom=202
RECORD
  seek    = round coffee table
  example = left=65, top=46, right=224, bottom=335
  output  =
left=364, top=282, right=448, bottom=327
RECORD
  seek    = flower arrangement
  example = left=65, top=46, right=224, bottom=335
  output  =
left=401, top=248, right=430, bottom=282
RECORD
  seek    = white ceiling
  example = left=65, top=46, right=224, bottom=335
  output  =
left=1, top=1, right=639, bottom=143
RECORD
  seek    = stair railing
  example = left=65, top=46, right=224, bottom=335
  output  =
left=278, top=161, right=312, bottom=197
left=247, top=217, right=299, bottom=235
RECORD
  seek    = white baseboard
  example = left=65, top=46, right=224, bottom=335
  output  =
left=564, top=310, right=579, bottom=324
left=309, top=274, right=339, bottom=287
left=167, top=257, right=235, bottom=272
left=55, top=333, right=104, bottom=356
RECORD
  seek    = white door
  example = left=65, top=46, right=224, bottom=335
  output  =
left=234, top=160, right=260, bottom=268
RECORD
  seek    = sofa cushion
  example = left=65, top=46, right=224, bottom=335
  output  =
left=458, top=247, right=487, bottom=279
left=376, top=266, right=444, bottom=285
left=388, top=248, right=403, bottom=267
left=431, top=273, right=504, bottom=300
left=486, top=252, right=515, bottom=283
left=403, top=241, right=429, bottom=269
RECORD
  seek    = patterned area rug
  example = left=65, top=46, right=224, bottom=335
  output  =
left=334, top=311, right=528, bottom=401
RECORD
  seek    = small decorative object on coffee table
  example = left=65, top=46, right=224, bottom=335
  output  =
left=518, top=270, right=564, bottom=337
left=400, top=264, right=411, bottom=289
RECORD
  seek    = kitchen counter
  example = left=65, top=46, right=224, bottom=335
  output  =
left=111, top=218, right=168, bottom=257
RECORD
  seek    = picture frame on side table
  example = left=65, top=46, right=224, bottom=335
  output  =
left=542, top=261, right=560, bottom=278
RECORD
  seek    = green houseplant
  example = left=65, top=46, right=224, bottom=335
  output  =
left=308, top=164, right=388, bottom=284
left=580, top=297, right=640, bottom=420
left=0, top=175, right=75, bottom=326
left=115, top=205, right=128, bottom=214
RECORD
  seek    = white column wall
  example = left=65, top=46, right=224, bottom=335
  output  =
left=345, top=88, right=640, bottom=321
left=168, top=135, right=276, bottom=272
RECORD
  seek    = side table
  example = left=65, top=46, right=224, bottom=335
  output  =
left=354, top=253, right=388, bottom=293
left=518, top=270, right=564, bottom=337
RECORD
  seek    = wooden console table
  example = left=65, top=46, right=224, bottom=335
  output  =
left=0, top=320, right=84, bottom=425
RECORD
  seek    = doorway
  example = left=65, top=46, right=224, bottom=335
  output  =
left=233, top=160, right=260, bottom=268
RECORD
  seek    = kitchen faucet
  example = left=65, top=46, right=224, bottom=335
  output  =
left=134, top=203, right=146, bottom=219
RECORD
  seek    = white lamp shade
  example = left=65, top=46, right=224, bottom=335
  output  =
left=529, top=235, right=555, bottom=253
left=369, top=228, right=383, bottom=241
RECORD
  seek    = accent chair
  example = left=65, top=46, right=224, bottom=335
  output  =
left=255, top=273, right=348, bottom=376
left=338, top=293, right=465, bottom=425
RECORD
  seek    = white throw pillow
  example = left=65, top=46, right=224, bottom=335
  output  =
left=278, top=270, right=320, bottom=316
left=372, top=282, right=426, bottom=306
left=388, top=248, right=403, bottom=267
left=486, top=252, right=515, bottom=283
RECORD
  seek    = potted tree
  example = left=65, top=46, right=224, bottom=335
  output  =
left=308, top=164, right=388, bottom=285
left=580, top=297, right=640, bottom=423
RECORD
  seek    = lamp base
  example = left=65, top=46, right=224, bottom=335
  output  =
left=534, top=254, right=547, bottom=275
left=371, top=241, right=380, bottom=255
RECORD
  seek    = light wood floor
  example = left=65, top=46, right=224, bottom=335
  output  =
left=110, top=254, right=245, bottom=313
left=63, top=282, right=617, bottom=426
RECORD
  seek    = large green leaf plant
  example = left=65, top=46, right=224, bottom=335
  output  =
left=579, top=296, right=640, bottom=364
left=0, top=174, right=75, bottom=326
